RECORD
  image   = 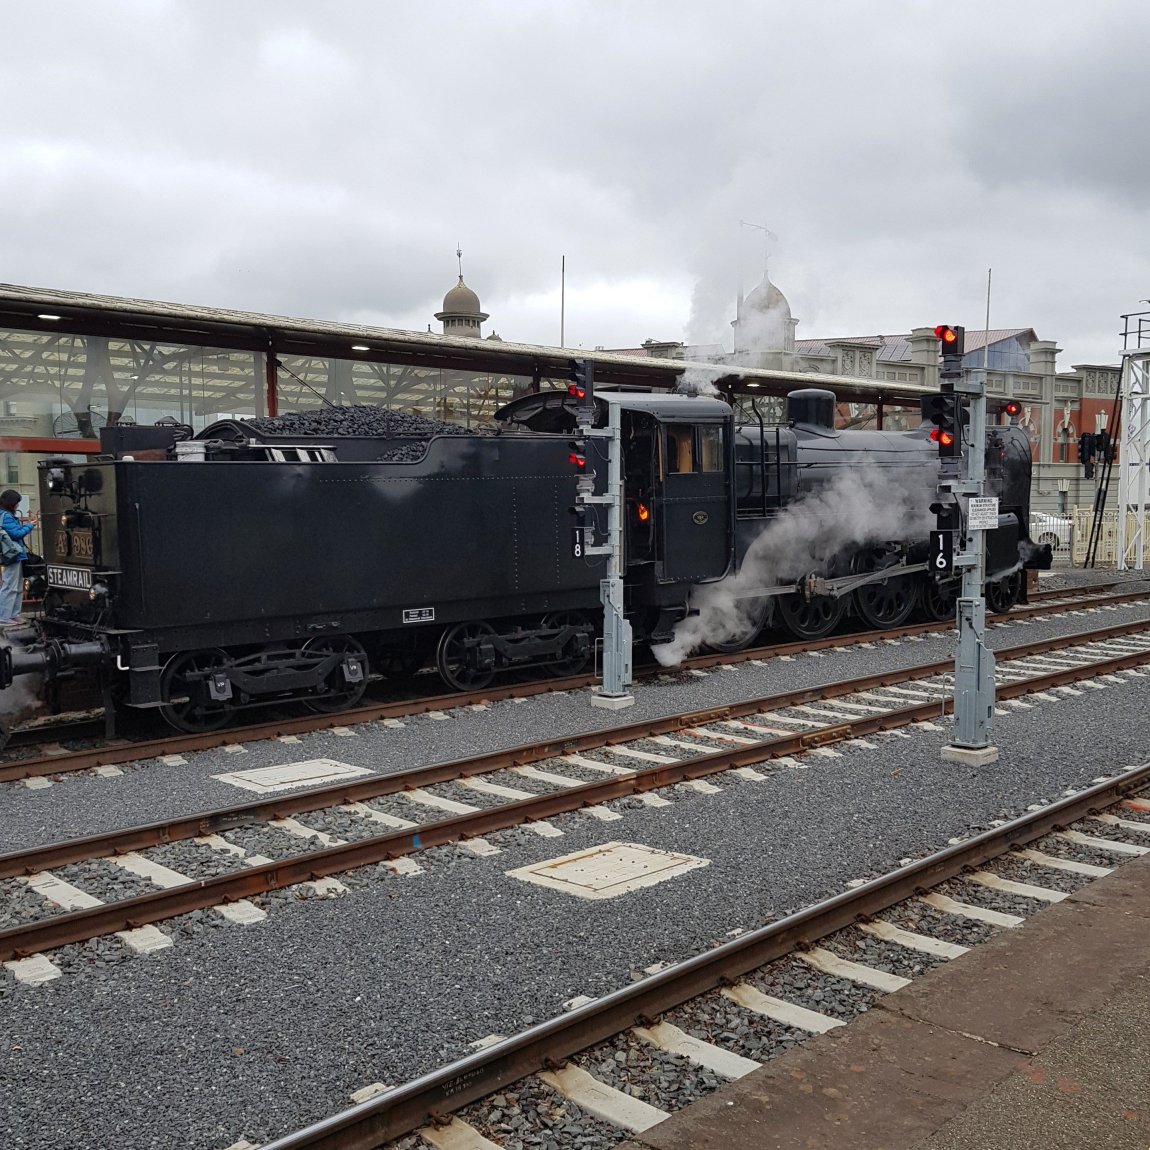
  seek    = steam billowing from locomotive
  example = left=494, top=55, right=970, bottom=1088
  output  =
left=651, top=464, right=934, bottom=665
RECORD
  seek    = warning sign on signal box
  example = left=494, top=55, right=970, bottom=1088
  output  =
left=967, top=496, right=1000, bottom=531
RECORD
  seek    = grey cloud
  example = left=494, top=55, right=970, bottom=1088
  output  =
left=0, top=0, right=1145, bottom=367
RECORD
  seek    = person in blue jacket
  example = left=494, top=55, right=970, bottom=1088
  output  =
left=0, top=489, right=38, bottom=624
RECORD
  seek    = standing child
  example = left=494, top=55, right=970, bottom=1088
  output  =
left=0, top=489, right=39, bottom=624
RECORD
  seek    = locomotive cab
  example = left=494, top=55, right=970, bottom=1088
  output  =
left=654, top=416, right=731, bottom=582
left=496, top=389, right=735, bottom=588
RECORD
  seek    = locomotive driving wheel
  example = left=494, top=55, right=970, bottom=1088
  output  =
left=301, top=635, right=369, bottom=713
left=540, top=611, right=592, bottom=677
left=918, top=577, right=959, bottom=622
left=776, top=592, right=846, bottom=640
left=985, top=571, right=1023, bottom=615
left=703, top=597, right=772, bottom=654
left=435, top=621, right=497, bottom=691
left=158, top=648, right=235, bottom=734
left=852, top=550, right=916, bottom=630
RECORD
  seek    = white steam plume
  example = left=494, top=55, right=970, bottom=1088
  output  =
left=651, top=463, right=935, bottom=666
left=673, top=363, right=724, bottom=399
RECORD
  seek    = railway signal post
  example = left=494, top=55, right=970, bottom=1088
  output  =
left=569, top=361, right=635, bottom=710
left=934, top=325, right=999, bottom=765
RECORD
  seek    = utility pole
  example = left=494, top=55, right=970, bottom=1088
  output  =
left=932, top=325, right=999, bottom=765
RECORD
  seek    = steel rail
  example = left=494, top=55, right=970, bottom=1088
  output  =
left=683, top=585, right=1150, bottom=670
left=5, top=615, right=1150, bottom=884
left=2, top=586, right=1147, bottom=783
left=3, top=627, right=1149, bottom=961
left=256, top=760, right=1150, bottom=1150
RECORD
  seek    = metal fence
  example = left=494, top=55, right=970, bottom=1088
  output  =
left=1070, top=507, right=1150, bottom=567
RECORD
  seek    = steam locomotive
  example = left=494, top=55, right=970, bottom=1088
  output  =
left=0, top=387, right=1047, bottom=734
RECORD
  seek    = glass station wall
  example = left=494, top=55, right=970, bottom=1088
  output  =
left=0, top=328, right=265, bottom=437
left=0, top=324, right=550, bottom=524
left=272, top=355, right=536, bottom=425
left=0, top=327, right=542, bottom=434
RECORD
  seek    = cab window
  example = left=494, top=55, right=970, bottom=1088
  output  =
left=699, top=425, right=724, bottom=472
left=664, top=425, right=695, bottom=474
left=663, top=424, right=724, bottom=474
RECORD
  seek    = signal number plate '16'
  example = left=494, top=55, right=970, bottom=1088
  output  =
left=929, top=530, right=954, bottom=575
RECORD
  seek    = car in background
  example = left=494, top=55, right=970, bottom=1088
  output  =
left=1032, top=512, right=1072, bottom=552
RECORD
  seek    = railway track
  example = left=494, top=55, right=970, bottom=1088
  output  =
left=249, top=768, right=1150, bottom=1150
left=2, top=582, right=1146, bottom=783
left=3, top=615, right=1149, bottom=978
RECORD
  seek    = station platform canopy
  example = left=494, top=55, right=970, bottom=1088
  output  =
left=0, top=283, right=937, bottom=457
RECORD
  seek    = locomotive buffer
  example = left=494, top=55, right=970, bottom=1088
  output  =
left=935, top=326, right=999, bottom=765
left=569, top=362, right=635, bottom=710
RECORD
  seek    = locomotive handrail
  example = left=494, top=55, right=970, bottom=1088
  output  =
left=750, top=395, right=768, bottom=518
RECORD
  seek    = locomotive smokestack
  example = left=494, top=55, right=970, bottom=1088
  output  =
left=787, top=388, right=836, bottom=432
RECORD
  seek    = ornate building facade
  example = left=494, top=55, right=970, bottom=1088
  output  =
left=616, top=269, right=1122, bottom=518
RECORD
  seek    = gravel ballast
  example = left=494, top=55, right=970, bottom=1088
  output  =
left=1, top=575, right=1149, bottom=1148
left=3, top=579, right=1148, bottom=853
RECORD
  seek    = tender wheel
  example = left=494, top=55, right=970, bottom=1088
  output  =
left=703, top=597, right=773, bottom=654
left=986, top=572, right=1023, bottom=615
left=435, top=621, right=497, bottom=691
left=1037, top=531, right=1060, bottom=552
left=852, top=551, right=916, bottom=629
left=777, top=592, right=846, bottom=640
left=541, top=611, right=593, bottom=677
left=159, top=648, right=235, bottom=734
left=301, top=635, right=369, bottom=713
left=919, top=577, right=959, bottom=622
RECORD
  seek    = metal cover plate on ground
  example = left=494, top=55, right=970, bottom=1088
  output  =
left=212, top=758, right=373, bottom=794
left=505, top=841, right=709, bottom=899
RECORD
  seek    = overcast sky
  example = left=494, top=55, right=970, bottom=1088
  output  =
left=3, top=1, right=1146, bottom=368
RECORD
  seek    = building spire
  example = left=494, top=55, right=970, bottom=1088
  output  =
left=456, top=243, right=463, bottom=280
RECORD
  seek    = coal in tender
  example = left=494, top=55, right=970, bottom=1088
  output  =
left=245, top=406, right=480, bottom=440
left=377, top=442, right=432, bottom=462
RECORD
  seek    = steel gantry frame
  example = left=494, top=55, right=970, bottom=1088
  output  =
left=1116, top=311, right=1150, bottom=571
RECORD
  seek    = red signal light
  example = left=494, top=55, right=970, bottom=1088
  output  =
left=569, top=450, right=586, bottom=468
left=935, top=325, right=958, bottom=344
left=636, top=501, right=650, bottom=522
left=929, top=429, right=955, bottom=447
left=1004, top=400, right=1022, bottom=417
left=567, top=384, right=586, bottom=400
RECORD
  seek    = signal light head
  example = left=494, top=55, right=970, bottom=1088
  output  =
left=1004, top=400, right=1022, bottom=417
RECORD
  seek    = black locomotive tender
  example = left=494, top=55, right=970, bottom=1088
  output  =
left=2, top=387, right=1048, bottom=734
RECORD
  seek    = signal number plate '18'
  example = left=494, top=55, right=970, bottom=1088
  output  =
left=48, top=565, right=93, bottom=590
